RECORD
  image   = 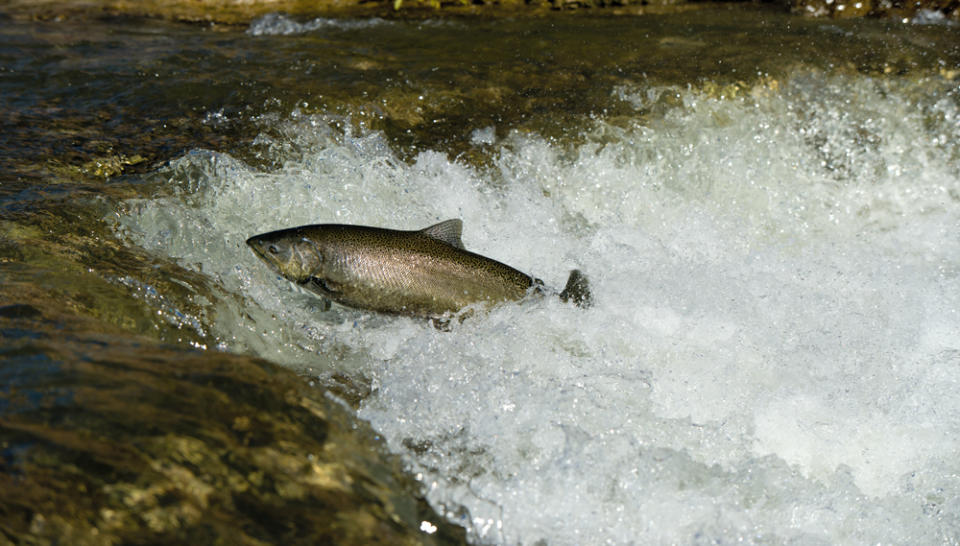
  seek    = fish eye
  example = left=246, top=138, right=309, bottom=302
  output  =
left=268, top=244, right=279, bottom=255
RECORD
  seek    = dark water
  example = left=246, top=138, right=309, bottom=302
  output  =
left=4, top=10, right=956, bottom=180
left=2, top=7, right=959, bottom=543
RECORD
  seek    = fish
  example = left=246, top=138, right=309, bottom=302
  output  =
left=246, top=219, right=591, bottom=319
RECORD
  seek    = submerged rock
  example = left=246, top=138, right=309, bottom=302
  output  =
left=0, top=307, right=466, bottom=545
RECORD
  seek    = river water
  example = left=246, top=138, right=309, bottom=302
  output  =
left=3, top=8, right=960, bottom=544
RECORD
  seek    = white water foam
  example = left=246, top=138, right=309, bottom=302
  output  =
left=247, top=13, right=395, bottom=36
left=910, top=9, right=957, bottom=25
left=117, top=72, right=960, bottom=544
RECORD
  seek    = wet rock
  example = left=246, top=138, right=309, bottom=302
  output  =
left=0, top=0, right=944, bottom=22
left=0, top=0, right=789, bottom=22
left=0, top=309, right=467, bottom=545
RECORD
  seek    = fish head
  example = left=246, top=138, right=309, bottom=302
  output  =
left=246, top=228, right=324, bottom=284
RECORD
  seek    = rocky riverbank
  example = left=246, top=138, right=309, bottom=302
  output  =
left=4, top=0, right=958, bottom=23
left=0, top=300, right=467, bottom=544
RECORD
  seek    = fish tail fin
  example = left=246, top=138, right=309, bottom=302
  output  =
left=559, top=269, right=592, bottom=308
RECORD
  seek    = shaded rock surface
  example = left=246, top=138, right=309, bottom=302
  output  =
left=0, top=304, right=466, bottom=545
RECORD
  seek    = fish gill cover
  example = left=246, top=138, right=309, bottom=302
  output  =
left=116, top=72, right=960, bottom=544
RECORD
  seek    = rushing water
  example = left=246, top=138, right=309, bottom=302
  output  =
left=4, top=8, right=960, bottom=544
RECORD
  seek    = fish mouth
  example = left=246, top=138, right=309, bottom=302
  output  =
left=246, top=236, right=282, bottom=275
left=246, top=236, right=268, bottom=260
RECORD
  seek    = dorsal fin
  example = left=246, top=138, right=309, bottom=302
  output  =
left=420, top=219, right=465, bottom=249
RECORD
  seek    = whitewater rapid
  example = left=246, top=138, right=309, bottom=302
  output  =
left=117, top=71, right=960, bottom=544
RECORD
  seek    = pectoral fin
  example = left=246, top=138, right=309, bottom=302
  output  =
left=297, top=278, right=336, bottom=311
left=304, top=276, right=342, bottom=296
